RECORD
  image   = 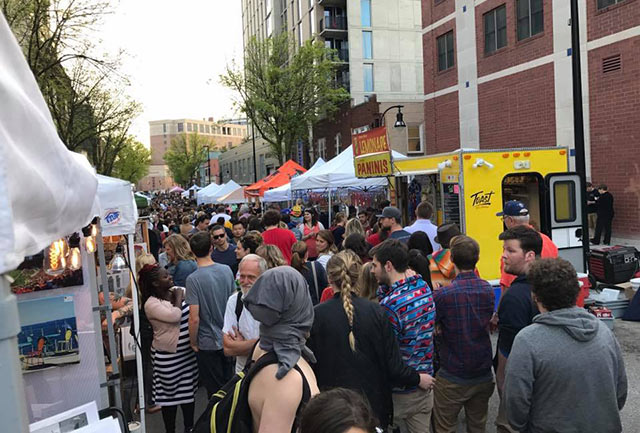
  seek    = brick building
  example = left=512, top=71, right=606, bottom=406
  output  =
left=421, top=0, right=639, bottom=241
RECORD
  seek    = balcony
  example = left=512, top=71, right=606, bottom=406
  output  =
left=319, top=16, right=348, bottom=38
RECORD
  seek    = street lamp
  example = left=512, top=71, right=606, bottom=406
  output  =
left=378, top=105, right=406, bottom=128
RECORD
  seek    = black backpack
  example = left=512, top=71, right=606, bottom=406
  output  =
left=193, top=351, right=311, bottom=433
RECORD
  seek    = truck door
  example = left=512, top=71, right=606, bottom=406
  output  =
left=545, top=173, right=585, bottom=273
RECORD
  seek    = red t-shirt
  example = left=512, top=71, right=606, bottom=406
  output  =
left=500, top=230, right=559, bottom=290
left=262, top=227, right=297, bottom=264
left=366, top=232, right=382, bottom=247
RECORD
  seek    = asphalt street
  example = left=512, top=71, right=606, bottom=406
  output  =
left=145, top=318, right=640, bottom=433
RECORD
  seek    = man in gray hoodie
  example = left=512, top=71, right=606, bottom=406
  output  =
left=504, top=258, right=627, bottom=433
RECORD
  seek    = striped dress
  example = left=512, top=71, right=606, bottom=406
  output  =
left=151, top=301, right=199, bottom=406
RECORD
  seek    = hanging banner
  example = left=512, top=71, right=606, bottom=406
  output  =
left=353, top=126, right=393, bottom=178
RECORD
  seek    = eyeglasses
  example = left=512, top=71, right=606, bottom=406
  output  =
left=212, top=234, right=226, bottom=240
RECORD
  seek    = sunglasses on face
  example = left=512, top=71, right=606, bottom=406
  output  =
left=212, top=234, right=225, bottom=240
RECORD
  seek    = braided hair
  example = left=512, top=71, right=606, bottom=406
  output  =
left=138, top=264, right=161, bottom=305
left=326, top=250, right=363, bottom=352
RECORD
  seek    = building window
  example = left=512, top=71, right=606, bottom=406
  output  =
left=205, top=124, right=211, bottom=134
left=187, top=123, right=193, bottom=132
left=199, top=124, right=204, bottom=133
left=363, top=63, right=374, bottom=92
left=335, top=133, right=342, bottom=155
left=484, top=5, right=507, bottom=54
left=362, top=31, right=373, bottom=59
left=516, top=0, right=543, bottom=41
left=298, top=24, right=303, bottom=46
left=597, top=0, right=625, bottom=8
left=437, top=31, right=455, bottom=72
left=317, top=138, right=326, bottom=159
left=309, top=7, right=316, bottom=35
left=177, top=122, right=183, bottom=132
left=163, top=123, right=167, bottom=133
left=297, top=0, right=302, bottom=20
left=361, top=0, right=371, bottom=27
left=407, top=124, right=424, bottom=154
left=267, top=14, right=273, bottom=36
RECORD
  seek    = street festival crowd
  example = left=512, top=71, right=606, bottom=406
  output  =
left=115, top=192, right=627, bottom=433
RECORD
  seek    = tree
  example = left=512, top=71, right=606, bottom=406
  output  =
left=112, top=138, right=151, bottom=184
left=221, top=33, right=349, bottom=165
left=164, top=133, right=211, bottom=187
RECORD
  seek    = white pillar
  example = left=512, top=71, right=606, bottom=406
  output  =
left=455, top=0, right=480, bottom=148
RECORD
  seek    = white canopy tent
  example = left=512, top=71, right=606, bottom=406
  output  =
left=215, top=186, right=247, bottom=204
left=0, top=12, right=99, bottom=432
left=290, top=146, right=406, bottom=191
left=181, top=184, right=201, bottom=198
left=98, top=175, right=139, bottom=236
left=196, top=182, right=223, bottom=205
left=262, top=158, right=326, bottom=202
left=202, top=180, right=241, bottom=204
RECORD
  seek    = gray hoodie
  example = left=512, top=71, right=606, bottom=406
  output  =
left=504, top=307, right=627, bottom=433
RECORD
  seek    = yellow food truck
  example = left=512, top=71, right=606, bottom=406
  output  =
left=392, top=147, right=584, bottom=280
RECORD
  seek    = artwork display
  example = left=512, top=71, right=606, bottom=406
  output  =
left=10, top=249, right=83, bottom=295
left=17, top=295, right=80, bottom=372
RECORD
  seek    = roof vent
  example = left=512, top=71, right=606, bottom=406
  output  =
left=602, top=55, right=621, bottom=74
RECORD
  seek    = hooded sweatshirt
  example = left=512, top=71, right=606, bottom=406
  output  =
left=504, top=307, right=627, bottom=433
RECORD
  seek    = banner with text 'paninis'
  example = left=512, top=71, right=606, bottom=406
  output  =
left=353, top=126, right=393, bottom=178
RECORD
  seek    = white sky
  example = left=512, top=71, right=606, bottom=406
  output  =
left=99, top=0, right=244, bottom=146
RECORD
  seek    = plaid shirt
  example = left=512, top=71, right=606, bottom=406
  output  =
left=434, top=272, right=495, bottom=379
left=378, top=275, right=436, bottom=378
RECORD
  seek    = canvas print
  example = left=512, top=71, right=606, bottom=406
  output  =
left=17, top=295, right=80, bottom=372
left=10, top=249, right=83, bottom=295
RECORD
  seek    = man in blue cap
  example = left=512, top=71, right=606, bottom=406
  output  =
left=496, top=200, right=557, bottom=292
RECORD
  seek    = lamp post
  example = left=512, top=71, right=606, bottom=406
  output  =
left=251, top=121, right=258, bottom=183
left=202, top=145, right=211, bottom=186
left=378, top=105, right=407, bottom=128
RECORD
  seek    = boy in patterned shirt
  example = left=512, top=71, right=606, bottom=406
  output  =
left=371, top=239, right=436, bottom=433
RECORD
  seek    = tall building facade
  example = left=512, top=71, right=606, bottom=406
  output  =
left=137, top=118, right=248, bottom=191
left=421, top=0, right=639, bottom=240
left=240, top=0, right=428, bottom=173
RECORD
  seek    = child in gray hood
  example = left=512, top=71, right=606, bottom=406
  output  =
left=504, top=259, right=627, bottom=433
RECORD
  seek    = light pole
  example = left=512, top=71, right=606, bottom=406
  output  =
left=378, top=105, right=407, bottom=128
left=202, top=145, right=211, bottom=186
left=251, top=121, right=258, bottom=183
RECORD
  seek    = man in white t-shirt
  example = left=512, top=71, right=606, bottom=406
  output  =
left=222, top=254, right=265, bottom=372
left=404, top=201, right=440, bottom=250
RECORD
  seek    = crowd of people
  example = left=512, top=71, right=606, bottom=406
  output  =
left=127, top=193, right=627, bottom=433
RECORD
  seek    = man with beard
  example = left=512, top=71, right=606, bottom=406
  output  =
left=377, top=206, right=411, bottom=243
left=371, top=239, right=436, bottom=432
left=494, top=226, right=542, bottom=433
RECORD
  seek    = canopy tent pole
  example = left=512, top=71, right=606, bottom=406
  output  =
left=127, top=235, right=146, bottom=432
left=95, top=223, right=123, bottom=410
left=328, top=189, right=332, bottom=227
left=0, top=275, right=29, bottom=433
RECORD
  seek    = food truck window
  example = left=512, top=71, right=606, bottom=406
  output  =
left=553, top=181, right=576, bottom=223
left=501, top=173, right=545, bottom=231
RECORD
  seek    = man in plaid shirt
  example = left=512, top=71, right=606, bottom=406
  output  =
left=371, top=239, right=436, bottom=433
left=433, top=235, right=495, bottom=433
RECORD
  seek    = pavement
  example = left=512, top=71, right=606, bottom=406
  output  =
left=144, top=318, right=640, bottom=433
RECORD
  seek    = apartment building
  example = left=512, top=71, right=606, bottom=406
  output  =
left=421, top=0, right=639, bottom=240
left=137, top=118, right=248, bottom=191
left=240, top=0, right=428, bottom=171
left=218, top=133, right=280, bottom=185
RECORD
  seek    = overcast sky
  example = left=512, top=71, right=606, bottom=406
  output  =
left=100, top=0, right=244, bottom=146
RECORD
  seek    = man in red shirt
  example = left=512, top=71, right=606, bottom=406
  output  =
left=261, top=209, right=297, bottom=264
left=496, top=201, right=558, bottom=291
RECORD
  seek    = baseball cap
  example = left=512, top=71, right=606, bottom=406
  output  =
left=496, top=200, right=529, bottom=217
left=376, top=206, right=402, bottom=221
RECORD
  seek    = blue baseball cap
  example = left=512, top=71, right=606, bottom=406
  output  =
left=496, top=200, right=529, bottom=217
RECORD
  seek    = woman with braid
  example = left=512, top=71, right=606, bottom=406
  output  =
left=307, top=250, right=434, bottom=431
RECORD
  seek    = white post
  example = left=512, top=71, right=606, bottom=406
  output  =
left=127, top=235, right=146, bottom=432
left=0, top=275, right=29, bottom=432
left=328, top=189, right=332, bottom=227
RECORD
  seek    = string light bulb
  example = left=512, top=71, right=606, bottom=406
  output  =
left=44, top=238, right=69, bottom=275
left=68, top=247, right=82, bottom=270
left=85, top=236, right=97, bottom=253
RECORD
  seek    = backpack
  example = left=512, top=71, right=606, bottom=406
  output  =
left=193, top=350, right=311, bottom=433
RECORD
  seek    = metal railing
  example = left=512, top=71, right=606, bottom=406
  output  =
left=319, top=16, right=347, bottom=32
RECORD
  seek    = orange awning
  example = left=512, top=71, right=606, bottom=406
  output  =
left=245, top=160, right=307, bottom=197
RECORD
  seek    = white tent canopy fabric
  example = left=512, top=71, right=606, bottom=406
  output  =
left=0, top=14, right=98, bottom=274
left=196, top=182, right=223, bottom=205
left=290, top=146, right=406, bottom=191
left=263, top=158, right=326, bottom=202
left=181, top=184, right=201, bottom=198
left=201, top=180, right=241, bottom=204
left=97, top=175, right=138, bottom=237
left=215, top=186, right=246, bottom=204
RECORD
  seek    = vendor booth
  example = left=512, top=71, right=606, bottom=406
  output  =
left=245, top=159, right=306, bottom=198
left=262, top=158, right=326, bottom=203
left=215, top=185, right=247, bottom=204
left=196, top=182, right=223, bottom=205
left=392, top=147, right=583, bottom=278
left=201, top=180, right=241, bottom=204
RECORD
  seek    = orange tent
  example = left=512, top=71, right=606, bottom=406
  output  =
left=245, top=160, right=307, bottom=198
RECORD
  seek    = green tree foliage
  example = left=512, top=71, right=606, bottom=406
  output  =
left=221, top=33, right=349, bottom=165
left=2, top=0, right=141, bottom=175
left=164, top=133, right=211, bottom=187
left=112, top=138, right=151, bottom=185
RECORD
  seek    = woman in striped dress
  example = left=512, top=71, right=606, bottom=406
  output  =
left=140, top=264, right=199, bottom=433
